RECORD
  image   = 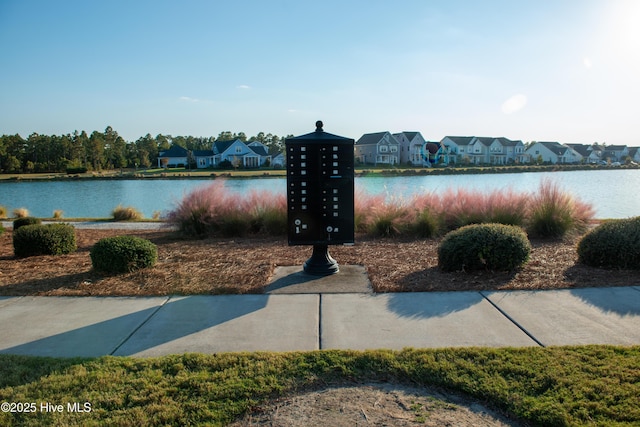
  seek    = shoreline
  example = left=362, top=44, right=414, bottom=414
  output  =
left=1, top=163, right=638, bottom=182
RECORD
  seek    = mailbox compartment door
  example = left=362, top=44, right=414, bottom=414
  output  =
left=287, top=143, right=354, bottom=245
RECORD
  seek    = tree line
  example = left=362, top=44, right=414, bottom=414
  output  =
left=0, top=127, right=290, bottom=174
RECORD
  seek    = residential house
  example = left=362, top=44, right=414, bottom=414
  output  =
left=440, top=136, right=524, bottom=165
left=566, top=144, right=597, bottom=164
left=157, top=145, right=189, bottom=168
left=628, top=147, right=640, bottom=163
left=525, top=141, right=583, bottom=164
left=440, top=136, right=474, bottom=164
left=191, top=139, right=272, bottom=169
left=355, top=132, right=400, bottom=165
left=392, top=131, right=427, bottom=166
left=602, top=145, right=630, bottom=163
left=489, top=138, right=526, bottom=164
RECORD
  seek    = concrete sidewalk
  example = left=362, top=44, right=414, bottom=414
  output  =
left=1, top=286, right=639, bottom=358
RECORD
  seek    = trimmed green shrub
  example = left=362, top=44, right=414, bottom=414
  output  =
left=13, top=223, right=77, bottom=258
left=577, top=217, right=640, bottom=269
left=13, top=216, right=41, bottom=230
left=438, top=223, right=531, bottom=272
left=91, top=236, right=158, bottom=273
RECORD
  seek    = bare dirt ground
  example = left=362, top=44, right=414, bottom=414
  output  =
left=0, top=228, right=636, bottom=296
left=230, top=383, right=524, bottom=426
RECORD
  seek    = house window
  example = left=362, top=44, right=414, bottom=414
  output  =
left=390, top=146, right=398, bottom=152
left=379, top=145, right=389, bottom=153
left=235, top=146, right=242, bottom=153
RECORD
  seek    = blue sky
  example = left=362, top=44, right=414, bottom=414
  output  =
left=1, top=0, right=639, bottom=144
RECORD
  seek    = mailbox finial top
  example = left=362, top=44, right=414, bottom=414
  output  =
left=315, top=120, right=323, bottom=132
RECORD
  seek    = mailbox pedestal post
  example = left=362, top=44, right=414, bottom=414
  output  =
left=286, top=121, right=355, bottom=276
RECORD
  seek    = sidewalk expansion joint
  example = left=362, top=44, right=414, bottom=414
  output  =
left=318, top=294, right=323, bottom=350
left=109, top=297, right=171, bottom=356
left=479, top=291, right=546, bottom=348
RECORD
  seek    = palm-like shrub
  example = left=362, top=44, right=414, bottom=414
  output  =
left=13, top=223, right=77, bottom=258
left=438, top=223, right=531, bottom=272
left=577, top=217, right=640, bottom=269
left=91, top=236, right=158, bottom=273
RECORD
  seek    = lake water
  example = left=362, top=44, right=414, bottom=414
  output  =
left=1, top=169, right=639, bottom=219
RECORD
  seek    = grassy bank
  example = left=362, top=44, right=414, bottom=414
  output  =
left=1, top=346, right=638, bottom=426
left=1, top=163, right=637, bottom=181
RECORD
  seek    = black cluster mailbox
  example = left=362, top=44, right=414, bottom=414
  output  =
left=286, top=121, right=354, bottom=275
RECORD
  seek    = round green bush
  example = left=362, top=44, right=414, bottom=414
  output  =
left=13, top=216, right=41, bottom=231
left=91, top=236, right=158, bottom=273
left=577, top=217, right=640, bottom=269
left=13, top=223, right=77, bottom=258
left=438, top=223, right=531, bottom=272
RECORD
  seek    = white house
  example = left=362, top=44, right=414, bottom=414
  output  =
left=488, top=138, right=526, bottom=164
left=192, top=139, right=272, bottom=168
left=440, top=136, right=474, bottom=164
left=157, top=145, right=189, bottom=168
left=525, top=141, right=583, bottom=164
left=440, top=136, right=524, bottom=165
left=355, top=132, right=400, bottom=165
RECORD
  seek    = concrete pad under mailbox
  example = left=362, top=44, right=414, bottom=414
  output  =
left=113, top=294, right=319, bottom=356
left=320, top=292, right=538, bottom=350
left=483, top=287, right=640, bottom=346
left=0, top=296, right=168, bottom=357
left=266, top=265, right=372, bottom=294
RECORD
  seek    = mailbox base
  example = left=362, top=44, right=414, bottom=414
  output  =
left=303, top=245, right=339, bottom=276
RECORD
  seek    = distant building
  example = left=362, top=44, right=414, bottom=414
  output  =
left=355, top=132, right=400, bottom=165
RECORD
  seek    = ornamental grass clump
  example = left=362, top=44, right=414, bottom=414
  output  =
left=438, top=223, right=531, bottom=272
left=577, top=216, right=640, bottom=269
left=167, top=181, right=286, bottom=238
left=13, top=223, right=77, bottom=258
left=112, top=205, right=143, bottom=221
left=526, top=179, right=594, bottom=238
left=91, top=236, right=158, bottom=273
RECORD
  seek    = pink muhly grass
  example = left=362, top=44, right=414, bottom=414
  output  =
left=167, top=181, right=286, bottom=237
left=485, top=188, right=529, bottom=226
left=438, top=188, right=489, bottom=230
left=527, top=178, right=594, bottom=238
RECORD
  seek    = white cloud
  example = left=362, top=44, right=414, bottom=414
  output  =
left=583, top=57, right=593, bottom=69
left=179, top=96, right=200, bottom=103
left=501, top=94, right=527, bottom=114
left=236, top=85, right=251, bottom=90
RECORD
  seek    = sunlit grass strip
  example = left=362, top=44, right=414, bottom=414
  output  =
left=0, top=346, right=639, bottom=426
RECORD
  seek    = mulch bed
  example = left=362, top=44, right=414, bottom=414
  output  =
left=0, top=228, right=637, bottom=296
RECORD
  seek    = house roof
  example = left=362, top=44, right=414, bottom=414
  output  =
left=442, top=136, right=474, bottom=145
left=248, top=145, right=269, bottom=156
left=565, top=143, right=591, bottom=156
left=356, top=132, right=392, bottom=145
left=537, top=142, right=569, bottom=156
left=213, top=139, right=240, bottom=154
left=193, top=150, right=214, bottom=157
left=399, top=131, right=419, bottom=141
left=158, top=145, right=188, bottom=158
left=494, top=137, right=522, bottom=147
left=473, top=137, right=495, bottom=146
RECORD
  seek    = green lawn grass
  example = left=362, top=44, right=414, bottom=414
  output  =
left=1, top=346, right=638, bottom=426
